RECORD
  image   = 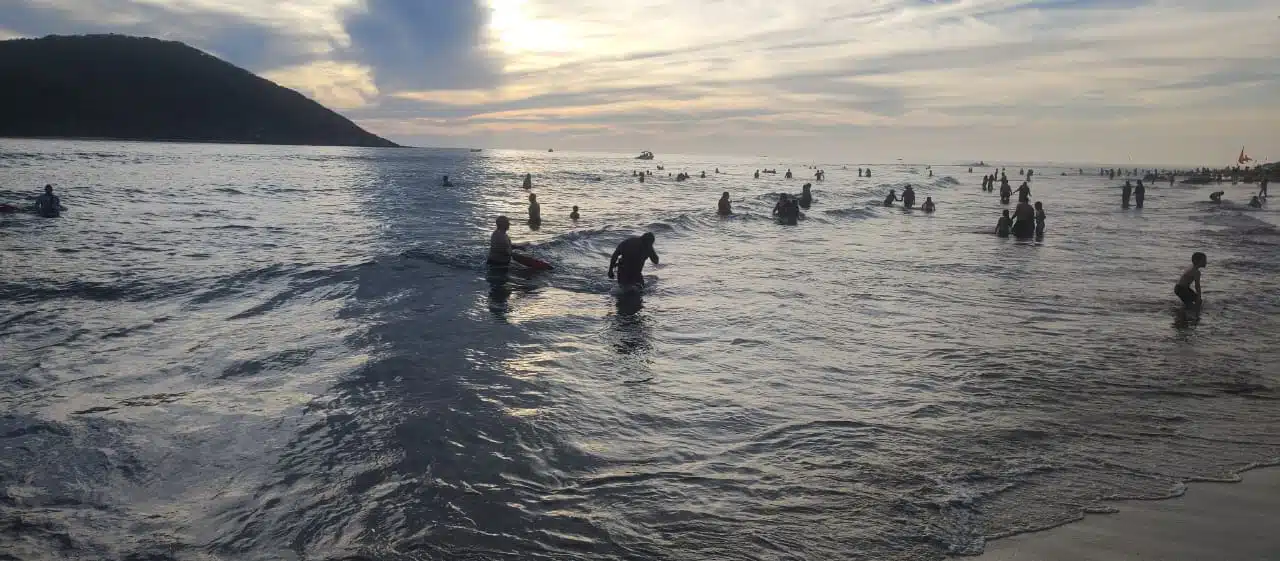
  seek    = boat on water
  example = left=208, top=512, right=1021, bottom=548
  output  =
left=636, top=151, right=654, bottom=160
left=548, top=148, right=554, bottom=152
left=470, top=148, right=482, bottom=152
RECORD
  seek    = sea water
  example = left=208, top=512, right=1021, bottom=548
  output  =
left=2, top=139, right=1278, bottom=561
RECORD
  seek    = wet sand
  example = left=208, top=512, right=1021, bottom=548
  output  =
left=972, top=467, right=1280, bottom=561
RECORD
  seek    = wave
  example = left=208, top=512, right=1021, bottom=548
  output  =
left=823, top=207, right=879, bottom=220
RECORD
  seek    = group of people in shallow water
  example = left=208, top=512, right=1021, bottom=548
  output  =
left=882, top=185, right=935, bottom=212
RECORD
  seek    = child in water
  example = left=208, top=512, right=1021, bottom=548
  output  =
left=1034, top=202, right=1046, bottom=235
left=921, top=197, right=936, bottom=213
left=995, top=210, right=1012, bottom=237
left=1175, top=252, right=1206, bottom=310
left=570, top=205, right=580, bottom=221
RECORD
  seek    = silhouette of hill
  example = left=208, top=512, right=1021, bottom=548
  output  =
left=0, top=34, right=399, bottom=147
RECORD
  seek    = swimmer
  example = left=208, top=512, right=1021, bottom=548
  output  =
left=570, top=205, right=580, bottom=221
left=865, top=168, right=872, bottom=178
left=999, top=179, right=1012, bottom=204
left=1034, top=201, right=1045, bottom=236
left=1209, top=191, right=1224, bottom=203
left=799, top=183, right=813, bottom=209
left=754, top=170, right=760, bottom=179
left=718, top=192, right=732, bottom=215
left=883, top=189, right=898, bottom=207
left=527, top=193, right=541, bottom=224
left=608, top=232, right=659, bottom=288
left=522, top=173, right=533, bottom=189
left=785, top=169, right=793, bottom=179
left=1174, top=252, right=1206, bottom=310
left=1122, top=180, right=1132, bottom=208
left=487, top=216, right=529, bottom=267
left=34, top=184, right=65, bottom=218
left=1135, top=180, right=1146, bottom=208
left=1016, top=181, right=1031, bottom=203
left=995, top=210, right=1012, bottom=237
left=441, top=175, right=454, bottom=187
left=639, top=173, right=646, bottom=183
left=700, top=171, right=706, bottom=179
left=902, top=185, right=916, bottom=209
left=921, top=197, right=936, bottom=213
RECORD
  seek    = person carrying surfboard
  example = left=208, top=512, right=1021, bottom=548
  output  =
left=608, top=233, right=659, bottom=289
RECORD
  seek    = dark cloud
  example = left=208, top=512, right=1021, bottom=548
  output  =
left=3, top=0, right=505, bottom=92
left=342, top=0, right=503, bottom=91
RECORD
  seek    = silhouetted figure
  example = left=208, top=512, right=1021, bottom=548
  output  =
left=865, top=168, right=872, bottom=177
left=799, top=183, right=813, bottom=209
left=995, top=210, right=1012, bottom=237
left=922, top=197, right=936, bottom=213
left=718, top=192, right=732, bottom=215
left=1209, top=191, right=1223, bottom=202
left=608, top=233, right=659, bottom=289
left=1034, top=202, right=1045, bottom=236
left=1260, top=177, right=1269, bottom=198
left=1122, top=180, right=1132, bottom=208
left=902, top=185, right=917, bottom=209
left=700, top=171, right=706, bottom=178
left=1249, top=196, right=1263, bottom=208
left=1012, top=201, right=1036, bottom=238
left=441, top=175, right=453, bottom=187
left=488, top=216, right=528, bottom=267
left=999, top=179, right=1012, bottom=204
left=1016, top=181, right=1031, bottom=203
left=884, top=189, right=898, bottom=207
left=785, top=169, right=793, bottom=179
left=570, top=205, right=580, bottom=221
left=754, top=170, right=760, bottom=179
left=1134, top=180, right=1145, bottom=208
left=1174, top=252, right=1206, bottom=310
left=527, top=193, right=541, bottom=224
left=34, top=184, right=64, bottom=218
left=639, top=173, right=645, bottom=183
left=522, top=173, right=533, bottom=189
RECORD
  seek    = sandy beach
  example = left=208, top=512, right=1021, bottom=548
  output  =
left=972, top=467, right=1280, bottom=561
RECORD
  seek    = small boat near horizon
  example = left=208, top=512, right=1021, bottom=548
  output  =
left=469, top=148, right=482, bottom=152
left=636, top=151, right=654, bottom=160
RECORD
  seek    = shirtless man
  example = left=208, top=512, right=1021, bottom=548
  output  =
left=608, top=233, right=659, bottom=289
left=527, top=193, right=541, bottom=224
left=1174, top=252, right=1206, bottom=309
left=1015, top=181, right=1031, bottom=203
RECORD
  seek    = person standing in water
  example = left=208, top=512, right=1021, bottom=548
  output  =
left=441, top=175, right=454, bottom=187
left=995, top=210, right=1012, bottom=237
left=922, top=197, right=936, bottom=213
left=1122, top=180, right=1132, bottom=208
left=999, top=179, right=1012, bottom=204
left=883, top=189, right=898, bottom=207
left=1174, top=252, right=1206, bottom=310
left=527, top=193, right=541, bottom=224
left=522, top=173, right=533, bottom=189
left=1034, top=202, right=1046, bottom=236
left=1012, top=200, right=1036, bottom=237
left=570, top=205, right=580, bottom=221
left=487, top=216, right=528, bottom=267
left=34, top=184, right=65, bottom=218
left=1016, top=181, right=1031, bottom=203
left=1134, top=180, right=1146, bottom=208
left=785, top=169, right=793, bottom=179
left=1260, top=176, right=1269, bottom=199
left=902, top=185, right=917, bottom=209
left=799, top=184, right=813, bottom=209
left=608, top=232, right=659, bottom=289
left=754, top=170, right=761, bottom=179
left=717, top=192, right=733, bottom=215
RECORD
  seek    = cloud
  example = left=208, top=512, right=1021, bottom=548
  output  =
left=262, top=61, right=379, bottom=110
left=3, top=0, right=1279, bottom=161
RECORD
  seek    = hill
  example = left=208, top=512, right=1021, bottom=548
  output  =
left=0, top=34, right=398, bottom=148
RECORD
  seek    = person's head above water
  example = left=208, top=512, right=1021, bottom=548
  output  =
left=1192, top=251, right=1207, bottom=267
left=44, top=184, right=53, bottom=194
left=528, top=193, right=537, bottom=202
left=496, top=215, right=510, bottom=231
left=641, top=232, right=655, bottom=246
left=1002, top=209, right=1010, bottom=218
left=721, top=191, right=729, bottom=199
left=572, top=205, right=578, bottom=211
left=1034, top=201, right=1043, bottom=210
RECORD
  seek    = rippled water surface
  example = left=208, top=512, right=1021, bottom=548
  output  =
left=2, top=140, right=1278, bottom=561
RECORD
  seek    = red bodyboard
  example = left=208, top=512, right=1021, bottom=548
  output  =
left=512, top=254, right=553, bottom=271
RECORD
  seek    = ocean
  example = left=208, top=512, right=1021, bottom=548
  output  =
left=2, top=139, right=1278, bottom=561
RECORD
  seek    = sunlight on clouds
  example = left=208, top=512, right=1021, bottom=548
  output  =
left=263, top=61, right=378, bottom=109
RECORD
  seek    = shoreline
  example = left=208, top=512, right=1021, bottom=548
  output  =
left=968, top=462, right=1280, bottom=561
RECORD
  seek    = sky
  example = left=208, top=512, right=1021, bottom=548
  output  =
left=2, top=0, right=1278, bottom=164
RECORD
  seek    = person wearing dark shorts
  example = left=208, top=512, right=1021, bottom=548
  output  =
left=1174, top=252, right=1206, bottom=309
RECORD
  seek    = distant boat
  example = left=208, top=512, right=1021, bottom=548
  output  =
left=470, top=148, right=482, bottom=152
left=636, top=151, right=654, bottom=160
left=548, top=148, right=554, bottom=152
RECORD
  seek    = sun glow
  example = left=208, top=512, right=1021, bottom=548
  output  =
left=486, top=0, right=575, bottom=55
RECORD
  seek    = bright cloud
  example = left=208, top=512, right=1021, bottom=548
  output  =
left=4, top=0, right=1279, bottom=162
